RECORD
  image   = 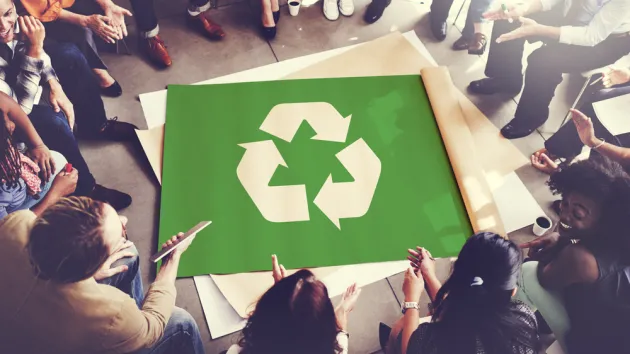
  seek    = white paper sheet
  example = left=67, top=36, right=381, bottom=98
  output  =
left=546, top=341, right=566, bottom=354
left=321, top=260, right=409, bottom=297
left=193, top=276, right=247, bottom=339
left=490, top=172, right=546, bottom=233
left=593, top=93, right=630, bottom=135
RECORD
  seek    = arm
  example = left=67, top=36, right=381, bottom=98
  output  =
left=537, top=244, right=599, bottom=291
left=57, top=9, right=88, bottom=27
left=588, top=138, right=630, bottom=165
left=0, top=91, right=45, bottom=149
left=424, top=274, right=442, bottom=303
left=558, top=0, right=630, bottom=46
left=401, top=307, right=420, bottom=354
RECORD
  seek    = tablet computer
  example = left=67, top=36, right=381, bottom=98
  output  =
left=150, top=221, right=212, bottom=263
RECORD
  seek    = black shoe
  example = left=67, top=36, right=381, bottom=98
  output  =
left=468, top=77, right=521, bottom=95
left=261, top=25, right=277, bottom=40
left=430, top=16, right=447, bottom=41
left=273, top=10, right=280, bottom=23
left=98, top=117, right=139, bottom=142
left=101, top=81, right=122, bottom=97
left=90, top=184, right=132, bottom=210
left=452, top=36, right=469, bottom=50
left=364, top=0, right=391, bottom=24
left=379, top=322, right=392, bottom=351
left=500, top=118, right=537, bottom=139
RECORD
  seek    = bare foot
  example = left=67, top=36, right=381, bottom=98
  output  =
left=93, top=68, right=116, bottom=88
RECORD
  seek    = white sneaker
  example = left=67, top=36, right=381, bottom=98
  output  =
left=323, top=0, right=340, bottom=20
left=339, top=0, right=354, bottom=16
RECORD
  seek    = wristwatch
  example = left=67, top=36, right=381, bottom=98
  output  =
left=401, top=301, right=419, bottom=314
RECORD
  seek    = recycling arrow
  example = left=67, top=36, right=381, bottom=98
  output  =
left=236, top=140, right=310, bottom=223
left=260, top=102, right=352, bottom=143
left=313, top=138, right=381, bottom=229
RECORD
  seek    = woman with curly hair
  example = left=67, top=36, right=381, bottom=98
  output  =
left=225, top=255, right=361, bottom=354
left=520, top=156, right=630, bottom=354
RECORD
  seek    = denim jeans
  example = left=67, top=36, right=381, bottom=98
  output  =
left=26, top=105, right=96, bottom=195
left=130, top=0, right=211, bottom=37
left=96, top=245, right=205, bottom=354
left=42, top=42, right=108, bottom=136
left=430, top=0, right=493, bottom=38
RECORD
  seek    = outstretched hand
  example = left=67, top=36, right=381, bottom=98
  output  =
left=570, top=109, right=598, bottom=148
left=530, top=149, right=559, bottom=174
left=496, top=17, right=540, bottom=43
left=272, top=254, right=287, bottom=283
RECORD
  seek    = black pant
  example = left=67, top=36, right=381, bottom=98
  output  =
left=130, top=0, right=210, bottom=33
left=545, top=84, right=630, bottom=159
left=43, top=42, right=108, bottom=137
left=485, top=10, right=630, bottom=128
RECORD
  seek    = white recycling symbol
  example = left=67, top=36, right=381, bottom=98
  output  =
left=236, top=102, right=382, bottom=229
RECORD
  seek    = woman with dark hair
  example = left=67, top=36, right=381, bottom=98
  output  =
left=381, top=232, right=540, bottom=354
left=520, top=157, right=630, bottom=354
left=225, top=255, right=361, bottom=354
left=0, top=107, right=76, bottom=219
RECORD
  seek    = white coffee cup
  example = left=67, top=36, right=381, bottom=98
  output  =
left=288, top=0, right=301, bottom=16
left=532, top=215, right=552, bottom=237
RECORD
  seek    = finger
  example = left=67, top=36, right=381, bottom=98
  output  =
left=171, top=235, right=179, bottom=242
left=176, top=232, right=185, bottom=239
left=66, top=105, right=75, bottom=130
left=520, top=238, right=542, bottom=249
left=103, top=264, right=129, bottom=277
left=280, top=265, right=287, bottom=278
left=539, top=153, right=554, bottom=166
left=408, top=248, right=420, bottom=259
left=51, top=98, right=60, bottom=112
left=272, top=254, right=280, bottom=272
left=122, top=8, right=133, bottom=16
left=121, top=22, right=128, bottom=37
left=18, top=17, right=26, bottom=32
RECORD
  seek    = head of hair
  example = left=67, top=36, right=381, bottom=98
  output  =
left=548, top=155, right=630, bottom=251
left=28, top=197, right=109, bottom=284
left=0, top=108, right=20, bottom=188
left=425, top=232, right=539, bottom=354
left=239, top=269, right=341, bottom=354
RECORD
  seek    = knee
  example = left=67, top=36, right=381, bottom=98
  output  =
left=47, top=43, right=88, bottom=69
left=526, top=48, right=557, bottom=74
left=519, top=261, right=540, bottom=290
left=170, top=307, right=200, bottom=335
left=110, top=243, right=140, bottom=271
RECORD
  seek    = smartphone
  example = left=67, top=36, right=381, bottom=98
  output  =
left=150, top=221, right=212, bottom=263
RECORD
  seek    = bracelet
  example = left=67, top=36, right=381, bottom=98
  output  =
left=592, top=139, right=606, bottom=150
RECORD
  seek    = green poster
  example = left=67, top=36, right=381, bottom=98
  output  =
left=160, top=76, right=472, bottom=276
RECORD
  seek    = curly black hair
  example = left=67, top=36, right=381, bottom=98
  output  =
left=548, top=155, right=630, bottom=252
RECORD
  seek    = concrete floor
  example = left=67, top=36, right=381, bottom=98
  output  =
left=88, top=0, right=587, bottom=352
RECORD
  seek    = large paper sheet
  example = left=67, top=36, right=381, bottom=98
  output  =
left=491, top=172, right=546, bottom=233
left=593, top=93, right=630, bottom=135
left=193, top=276, right=247, bottom=338
left=135, top=126, right=164, bottom=184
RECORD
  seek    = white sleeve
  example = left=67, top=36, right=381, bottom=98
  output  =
left=336, top=332, right=349, bottom=354
left=559, top=0, right=630, bottom=46
left=539, top=0, right=564, bottom=12
left=226, top=344, right=243, bottom=354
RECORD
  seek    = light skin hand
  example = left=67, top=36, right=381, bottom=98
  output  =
left=569, top=109, right=598, bottom=147
left=530, top=151, right=559, bottom=174
left=402, top=267, right=424, bottom=303
left=496, top=17, right=541, bottom=43
left=602, top=67, right=630, bottom=88
left=155, top=232, right=195, bottom=284
left=483, top=2, right=528, bottom=21
left=19, top=16, right=45, bottom=58
left=82, top=15, right=119, bottom=43
left=271, top=254, right=287, bottom=283
left=335, top=283, right=362, bottom=330
left=102, top=3, right=132, bottom=38
left=48, top=80, right=75, bottom=131
left=93, top=240, right=135, bottom=281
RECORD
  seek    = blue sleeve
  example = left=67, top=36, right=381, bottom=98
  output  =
left=0, top=185, right=16, bottom=220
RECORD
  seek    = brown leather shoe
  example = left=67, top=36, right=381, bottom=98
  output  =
left=452, top=36, right=469, bottom=51
left=187, top=13, right=225, bottom=40
left=140, top=35, right=172, bottom=67
left=468, top=33, right=487, bottom=55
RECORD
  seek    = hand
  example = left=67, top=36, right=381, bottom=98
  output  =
left=602, top=67, right=630, bottom=88
left=272, top=254, right=287, bottom=283
left=102, top=3, right=132, bottom=39
left=407, top=246, right=436, bottom=279
left=402, top=267, right=424, bottom=303
left=84, top=15, right=119, bottom=44
left=93, top=239, right=135, bottom=281
left=28, top=144, right=55, bottom=182
left=19, top=16, right=45, bottom=58
left=49, top=82, right=75, bottom=131
left=530, top=150, right=559, bottom=174
left=520, top=232, right=561, bottom=260
left=496, top=17, right=540, bottom=43
left=161, top=232, right=195, bottom=262
left=336, top=283, right=362, bottom=313
left=569, top=109, right=598, bottom=148
left=49, top=167, right=78, bottom=197
left=483, top=2, right=528, bottom=21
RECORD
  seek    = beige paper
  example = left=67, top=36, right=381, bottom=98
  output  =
left=135, top=126, right=164, bottom=184
left=137, top=32, right=528, bottom=318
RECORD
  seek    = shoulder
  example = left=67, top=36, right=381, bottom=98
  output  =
left=556, top=244, right=599, bottom=281
left=511, top=300, right=537, bottom=328
left=0, top=210, right=36, bottom=244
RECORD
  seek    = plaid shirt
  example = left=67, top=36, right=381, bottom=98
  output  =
left=0, top=24, right=57, bottom=114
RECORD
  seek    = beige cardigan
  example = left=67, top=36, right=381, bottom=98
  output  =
left=0, top=211, right=177, bottom=354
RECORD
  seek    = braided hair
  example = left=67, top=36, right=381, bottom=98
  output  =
left=0, top=109, right=21, bottom=189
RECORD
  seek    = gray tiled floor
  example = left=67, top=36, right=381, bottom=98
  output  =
left=93, top=0, right=581, bottom=352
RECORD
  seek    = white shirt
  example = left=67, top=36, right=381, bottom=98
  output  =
left=225, top=332, right=349, bottom=354
left=538, top=0, right=630, bottom=46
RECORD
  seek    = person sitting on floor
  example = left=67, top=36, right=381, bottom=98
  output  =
left=380, top=232, right=540, bottom=354
left=520, top=157, right=630, bottom=354
left=0, top=196, right=205, bottom=354
left=429, top=0, right=493, bottom=55
left=532, top=67, right=630, bottom=174
left=469, top=0, right=630, bottom=139
left=0, top=101, right=77, bottom=218
left=18, top=0, right=129, bottom=96
left=225, top=254, right=361, bottom=354
left=0, top=7, right=132, bottom=209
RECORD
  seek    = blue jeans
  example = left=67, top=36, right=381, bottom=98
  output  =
left=96, top=246, right=205, bottom=354
left=430, top=0, right=493, bottom=38
left=25, top=105, right=96, bottom=195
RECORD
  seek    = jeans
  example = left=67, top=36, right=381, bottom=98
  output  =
left=42, top=42, right=108, bottom=136
left=430, top=0, right=493, bottom=38
left=96, top=245, right=205, bottom=354
left=484, top=8, right=630, bottom=129
left=516, top=261, right=570, bottom=351
left=26, top=105, right=96, bottom=195
left=545, top=85, right=630, bottom=159
left=18, top=150, right=67, bottom=211
left=130, top=0, right=211, bottom=37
